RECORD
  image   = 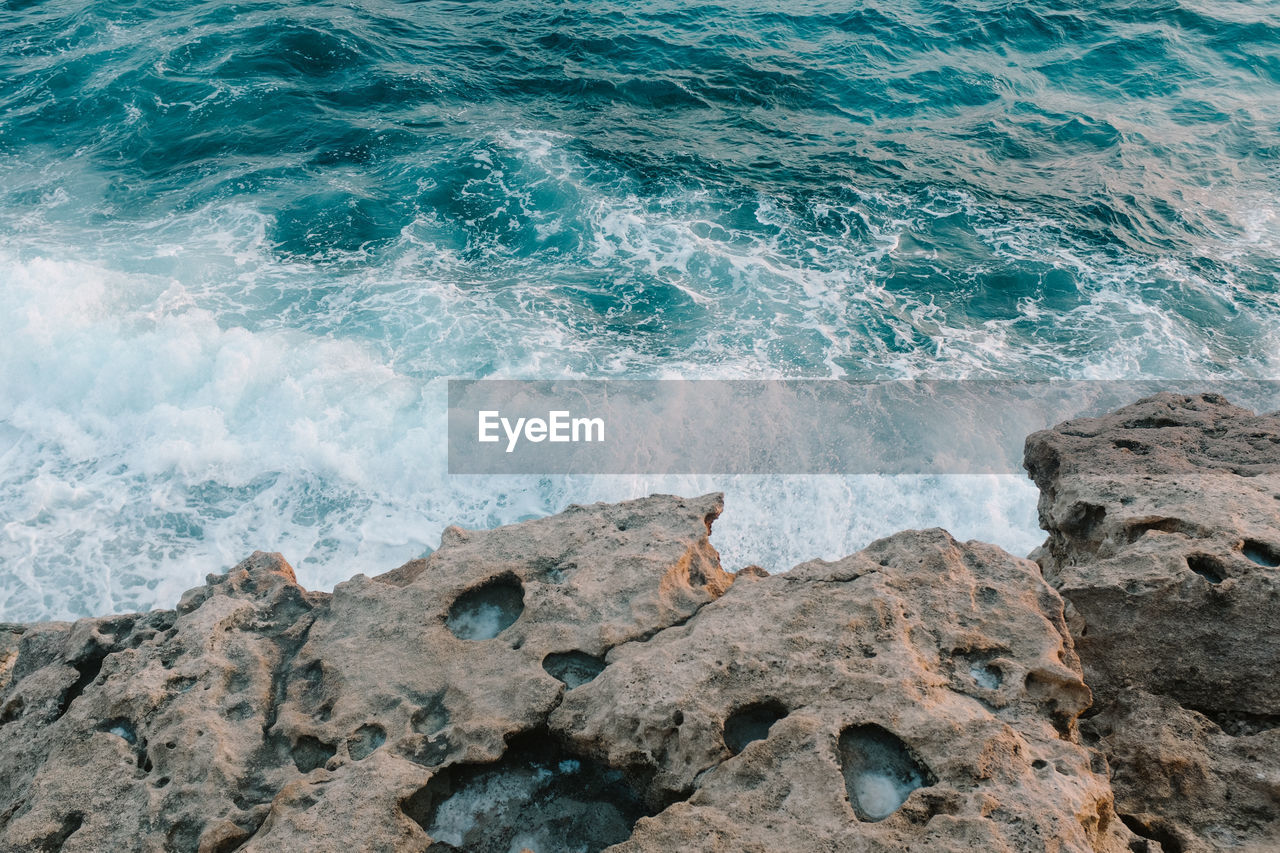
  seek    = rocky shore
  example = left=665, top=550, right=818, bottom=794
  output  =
left=0, top=393, right=1276, bottom=852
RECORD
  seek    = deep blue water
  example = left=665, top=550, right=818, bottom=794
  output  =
left=2, top=0, right=1278, bottom=619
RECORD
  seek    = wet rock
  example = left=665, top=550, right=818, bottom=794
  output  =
left=838, top=723, right=935, bottom=822
left=446, top=575, right=525, bottom=640
left=723, top=701, right=788, bottom=756
left=412, top=731, right=651, bottom=853
left=1026, top=393, right=1280, bottom=851
left=542, top=651, right=607, bottom=689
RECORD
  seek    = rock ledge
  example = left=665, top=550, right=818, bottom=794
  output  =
left=1, top=395, right=1277, bottom=852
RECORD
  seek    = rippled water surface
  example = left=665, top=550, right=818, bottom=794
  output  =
left=2, top=0, right=1278, bottom=618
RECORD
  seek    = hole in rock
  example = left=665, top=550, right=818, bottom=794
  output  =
left=168, top=675, right=197, bottom=693
left=0, top=696, right=24, bottom=725
left=1065, top=502, right=1107, bottom=538
left=542, top=651, right=607, bottom=688
left=1125, top=517, right=1205, bottom=543
left=953, top=649, right=1004, bottom=690
left=1119, top=813, right=1184, bottom=853
left=401, top=732, right=454, bottom=768
left=56, top=646, right=109, bottom=720
left=348, top=723, right=386, bottom=760
left=838, top=724, right=936, bottom=822
left=411, top=692, right=450, bottom=735
left=723, top=700, right=788, bottom=755
left=297, top=660, right=325, bottom=688
left=1122, top=416, right=1183, bottom=429
left=446, top=576, right=525, bottom=640
left=101, top=718, right=137, bottom=746
left=615, top=514, right=646, bottom=532
left=969, top=662, right=1003, bottom=690
left=405, top=732, right=658, bottom=853
left=1185, top=706, right=1280, bottom=737
left=291, top=735, right=337, bottom=773
left=37, top=811, right=83, bottom=852
left=1241, top=540, right=1280, bottom=567
left=1031, top=759, right=1049, bottom=770
left=530, top=556, right=571, bottom=584
left=1023, top=671, right=1078, bottom=738
left=1186, top=554, right=1226, bottom=584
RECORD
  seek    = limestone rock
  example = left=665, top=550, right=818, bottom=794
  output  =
left=0, top=488, right=1134, bottom=851
left=1026, top=392, right=1280, bottom=851
left=552, top=530, right=1132, bottom=853
left=0, top=494, right=732, bottom=852
left=1084, top=690, right=1280, bottom=853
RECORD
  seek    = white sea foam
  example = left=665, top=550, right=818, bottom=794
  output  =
left=2, top=128, right=1278, bottom=620
left=426, top=765, right=554, bottom=848
left=0, top=251, right=1041, bottom=619
left=851, top=771, right=912, bottom=821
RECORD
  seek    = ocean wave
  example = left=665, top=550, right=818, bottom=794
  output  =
left=2, top=0, right=1278, bottom=619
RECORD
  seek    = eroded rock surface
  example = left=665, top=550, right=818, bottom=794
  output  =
left=16, top=398, right=1275, bottom=853
left=0, top=490, right=1131, bottom=852
left=554, top=530, right=1132, bottom=853
left=0, top=494, right=731, bottom=852
left=1026, top=393, right=1280, bottom=852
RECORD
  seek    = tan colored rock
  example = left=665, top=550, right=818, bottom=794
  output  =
left=553, top=530, right=1131, bottom=853
left=1026, top=392, right=1280, bottom=852
left=0, top=494, right=731, bottom=852
left=0, top=552, right=324, bottom=853
left=0, top=490, right=1134, bottom=851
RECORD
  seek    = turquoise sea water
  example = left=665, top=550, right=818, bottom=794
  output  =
left=2, top=0, right=1278, bottom=619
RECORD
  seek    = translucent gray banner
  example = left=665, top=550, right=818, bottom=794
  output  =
left=447, top=380, right=1280, bottom=475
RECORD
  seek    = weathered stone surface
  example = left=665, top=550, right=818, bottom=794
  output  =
left=553, top=530, right=1132, bottom=853
left=1084, top=691, right=1280, bottom=853
left=0, top=488, right=1135, bottom=851
left=0, top=494, right=732, bottom=852
left=0, top=488, right=1138, bottom=852
left=0, top=552, right=327, bottom=853
left=1026, top=393, right=1280, bottom=852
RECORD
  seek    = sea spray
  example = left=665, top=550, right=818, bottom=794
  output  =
left=2, top=0, right=1278, bottom=619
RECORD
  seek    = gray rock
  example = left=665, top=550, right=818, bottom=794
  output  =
left=1026, top=392, right=1280, bottom=851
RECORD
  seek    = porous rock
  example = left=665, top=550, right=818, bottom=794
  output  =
left=553, top=530, right=1133, bottom=852
left=0, top=485, right=1135, bottom=851
left=1026, top=393, right=1280, bottom=851
left=0, top=494, right=731, bottom=852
